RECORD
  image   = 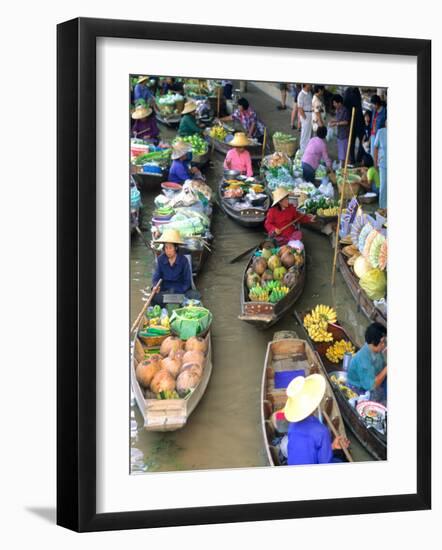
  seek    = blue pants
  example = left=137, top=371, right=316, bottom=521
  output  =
left=379, top=165, right=387, bottom=209
left=302, top=162, right=316, bottom=183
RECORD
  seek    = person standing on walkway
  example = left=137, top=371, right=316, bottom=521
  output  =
left=329, top=94, right=350, bottom=167
left=373, top=120, right=387, bottom=210
left=343, top=87, right=364, bottom=165
left=277, top=83, right=289, bottom=110
left=290, top=84, right=302, bottom=129
left=312, top=85, right=326, bottom=133
left=369, top=95, right=387, bottom=155
left=297, top=84, right=313, bottom=153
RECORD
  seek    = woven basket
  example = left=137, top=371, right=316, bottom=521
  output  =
left=272, top=136, right=298, bottom=157
left=337, top=180, right=361, bottom=200
left=138, top=333, right=169, bottom=347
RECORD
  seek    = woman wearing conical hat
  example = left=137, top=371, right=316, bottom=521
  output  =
left=151, top=229, right=200, bottom=306
left=278, top=375, right=350, bottom=465
left=131, top=105, right=160, bottom=144
left=168, top=141, right=203, bottom=184
left=264, top=188, right=315, bottom=245
left=177, top=101, right=203, bottom=137
left=223, top=132, right=253, bottom=177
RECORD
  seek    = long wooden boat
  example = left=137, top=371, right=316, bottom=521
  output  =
left=206, top=134, right=269, bottom=161
left=131, top=326, right=213, bottom=432
left=294, top=311, right=387, bottom=460
left=336, top=243, right=387, bottom=328
left=217, top=180, right=270, bottom=228
left=131, top=164, right=168, bottom=189
left=261, top=331, right=350, bottom=466
left=239, top=249, right=306, bottom=329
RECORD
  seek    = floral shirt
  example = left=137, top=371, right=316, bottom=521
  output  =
left=232, top=107, right=265, bottom=138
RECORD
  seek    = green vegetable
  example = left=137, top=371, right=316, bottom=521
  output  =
left=273, top=131, right=297, bottom=142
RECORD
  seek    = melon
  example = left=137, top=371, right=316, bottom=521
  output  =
left=160, top=336, right=184, bottom=357
left=150, top=369, right=176, bottom=394
left=353, top=255, right=373, bottom=278
left=185, top=336, right=208, bottom=354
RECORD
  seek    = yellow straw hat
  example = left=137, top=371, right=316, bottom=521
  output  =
left=181, top=101, right=197, bottom=115
left=131, top=105, right=153, bottom=119
left=271, top=187, right=291, bottom=207
left=228, top=132, right=251, bottom=147
left=137, top=75, right=149, bottom=84
left=155, top=229, right=184, bottom=245
left=283, top=374, right=326, bottom=422
left=171, top=141, right=192, bottom=160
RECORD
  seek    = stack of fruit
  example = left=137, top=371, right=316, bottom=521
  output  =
left=317, top=206, right=340, bottom=217
left=209, top=126, right=228, bottom=141
left=303, top=304, right=337, bottom=342
left=325, top=339, right=355, bottom=363
left=173, top=135, right=208, bottom=156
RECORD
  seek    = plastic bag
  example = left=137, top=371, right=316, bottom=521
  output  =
left=359, top=269, right=387, bottom=301
left=317, top=178, right=335, bottom=199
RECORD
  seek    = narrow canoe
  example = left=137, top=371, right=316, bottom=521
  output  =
left=131, top=328, right=213, bottom=432
left=336, top=243, right=387, bottom=328
left=294, top=311, right=387, bottom=460
left=239, top=248, right=306, bottom=329
left=261, top=331, right=350, bottom=466
left=217, top=180, right=270, bottom=228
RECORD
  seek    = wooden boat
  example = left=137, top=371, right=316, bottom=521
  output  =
left=131, top=324, right=213, bottom=432
left=336, top=242, right=387, bottom=327
left=239, top=249, right=306, bottom=329
left=131, top=163, right=168, bottom=189
left=261, top=331, right=350, bottom=466
left=302, top=217, right=337, bottom=237
left=217, top=180, right=270, bottom=228
left=191, top=149, right=210, bottom=167
left=294, top=311, right=387, bottom=460
left=206, top=134, right=269, bottom=161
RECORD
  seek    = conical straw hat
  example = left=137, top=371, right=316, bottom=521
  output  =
left=181, top=101, right=197, bottom=115
left=283, top=374, right=326, bottom=422
left=137, top=75, right=149, bottom=84
left=271, top=187, right=291, bottom=207
left=171, top=141, right=192, bottom=160
left=228, top=132, right=251, bottom=147
left=155, top=229, right=184, bottom=245
left=131, top=105, right=153, bottom=119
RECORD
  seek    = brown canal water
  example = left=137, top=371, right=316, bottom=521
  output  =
left=130, top=85, right=373, bottom=473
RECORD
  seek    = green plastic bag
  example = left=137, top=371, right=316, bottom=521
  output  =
left=169, top=306, right=212, bottom=340
left=359, top=269, right=387, bottom=301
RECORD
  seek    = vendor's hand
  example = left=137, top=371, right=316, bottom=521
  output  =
left=332, top=435, right=350, bottom=450
left=275, top=228, right=282, bottom=236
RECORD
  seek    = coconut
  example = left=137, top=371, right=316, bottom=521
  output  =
left=182, top=350, right=205, bottom=368
left=150, top=369, right=176, bottom=394
left=280, top=251, right=295, bottom=269
left=160, top=356, right=182, bottom=378
left=180, top=362, right=204, bottom=378
left=267, top=254, right=281, bottom=272
left=247, top=272, right=261, bottom=289
left=253, top=257, right=267, bottom=276
left=136, top=360, right=161, bottom=388
left=169, top=349, right=185, bottom=364
left=176, top=366, right=202, bottom=396
left=261, top=269, right=274, bottom=283
left=278, top=245, right=292, bottom=257
left=261, top=247, right=272, bottom=260
left=283, top=271, right=298, bottom=288
left=185, top=336, right=208, bottom=354
left=160, top=336, right=184, bottom=357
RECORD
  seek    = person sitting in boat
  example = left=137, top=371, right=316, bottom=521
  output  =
left=168, top=142, right=203, bottom=184
left=160, top=76, right=184, bottom=95
left=151, top=229, right=200, bottom=306
left=223, top=132, right=253, bottom=177
left=177, top=101, right=204, bottom=137
left=279, top=374, right=350, bottom=465
left=347, top=322, right=387, bottom=404
left=357, top=153, right=380, bottom=195
left=264, top=188, right=315, bottom=244
left=131, top=105, right=160, bottom=144
left=301, top=126, right=332, bottom=184
left=218, top=96, right=266, bottom=143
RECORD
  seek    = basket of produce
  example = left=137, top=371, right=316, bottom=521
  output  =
left=301, top=196, right=339, bottom=218
left=173, top=135, right=209, bottom=162
left=272, top=132, right=298, bottom=157
left=169, top=306, right=213, bottom=340
left=138, top=305, right=171, bottom=346
left=337, top=179, right=361, bottom=199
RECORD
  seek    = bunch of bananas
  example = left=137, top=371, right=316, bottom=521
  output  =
left=309, top=304, right=337, bottom=325
left=317, top=206, right=339, bottom=217
left=269, top=286, right=290, bottom=303
left=325, top=340, right=355, bottom=363
left=303, top=304, right=337, bottom=342
left=157, top=390, right=180, bottom=400
left=249, top=284, right=270, bottom=302
left=210, top=126, right=228, bottom=141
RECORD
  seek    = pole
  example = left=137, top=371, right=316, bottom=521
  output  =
left=261, top=127, right=267, bottom=160
left=217, top=85, right=221, bottom=118
left=322, top=409, right=353, bottom=462
left=331, top=106, right=356, bottom=286
left=130, top=279, right=163, bottom=333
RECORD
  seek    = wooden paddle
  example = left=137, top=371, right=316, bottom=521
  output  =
left=130, top=279, right=163, bottom=333
left=321, top=409, right=353, bottom=462
left=135, top=225, right=151, bottom=249
left=229, top=214, right=304, bottom=264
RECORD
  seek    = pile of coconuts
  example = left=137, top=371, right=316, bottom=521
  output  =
left=246, top=242, right=304, bottom=291
left=135, top=335, right=208, bottom=398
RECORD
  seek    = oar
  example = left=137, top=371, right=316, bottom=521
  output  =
left=135, top=225, right=151, bottom=249
left=130, top=279, right=163, bottom=333
left=229, top=214, right=304, bottom=264
left=321, top=409, right=353, bottom=462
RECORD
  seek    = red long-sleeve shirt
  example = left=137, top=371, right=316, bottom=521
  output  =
left=264, top=205, right=312, bottom=240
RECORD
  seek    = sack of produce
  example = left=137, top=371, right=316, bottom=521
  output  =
left=359, top=269, right=387, bottom=301
left=170, top=306, right=213, bottom=340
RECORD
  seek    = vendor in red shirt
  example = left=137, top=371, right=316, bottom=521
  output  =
left=264, top=188, right=315, bottom=244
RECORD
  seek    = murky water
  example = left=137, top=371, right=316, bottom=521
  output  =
left=130, top=85, right=372, bottom=473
